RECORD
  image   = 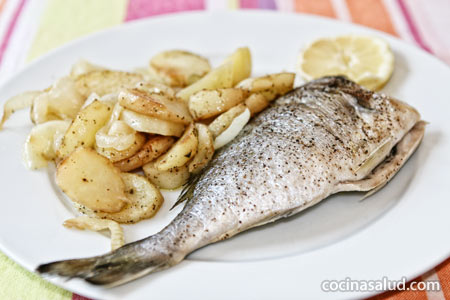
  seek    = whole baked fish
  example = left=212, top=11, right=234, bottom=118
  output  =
left=37, top=76, right=425, bottom=286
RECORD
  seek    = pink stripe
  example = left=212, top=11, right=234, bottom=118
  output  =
left=0, top=0, right=27, bottom=65
left=259, top=0, right=277, bottom=10
left=125, top=0, right=205, bottom=21
left=240, top=0, right=277, bottom=9
left=396, top=0, right=432, bottom=53
left=72, top=294, right=91, bottom=300
left=240, top=0, right=258, bottom=8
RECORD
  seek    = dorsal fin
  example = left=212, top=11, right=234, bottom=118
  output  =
left=170, top=173, right=202, bottom=210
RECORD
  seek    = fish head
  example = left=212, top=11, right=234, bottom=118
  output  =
left=313, top=76, right=422, bottom=177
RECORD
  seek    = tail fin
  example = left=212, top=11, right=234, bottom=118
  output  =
left=37, top=257, right=99, bottom=278
left=36, top=241, right=173, bottom=287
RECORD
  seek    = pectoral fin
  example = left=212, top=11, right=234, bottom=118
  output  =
left=336, top=121, right=426, bottom=196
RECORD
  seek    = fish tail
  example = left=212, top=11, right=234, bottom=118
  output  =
left=37, top=257, right=99, bottom=278
left=36, top=240, right=175, bottom=287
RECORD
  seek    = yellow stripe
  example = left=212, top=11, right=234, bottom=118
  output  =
left=27, top=0, right=127, bottom=62
left=228, top=0, right=240, bottom=10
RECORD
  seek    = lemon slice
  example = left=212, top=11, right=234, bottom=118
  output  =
left=298, top=35, right=394, bottom=90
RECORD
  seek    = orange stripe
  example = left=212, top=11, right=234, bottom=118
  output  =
left=368, top=276, right=428, bottom=300
left=370, top=289, right=427, bottom=300
left=0, top=0, right=6, bottom=13
left=294, top=0, right=336, bottom=18
left=436, top=258, right=450, bottom=300
left=346, top=0, right=398, bottom=36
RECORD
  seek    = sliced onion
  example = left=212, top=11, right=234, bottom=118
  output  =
left=30, top=95, right=50, bottom=124
left=0, top=91, right=41, bottom=129
left=31, top=77, right=84, bottom=124
left=214, top=108, right=250, bottom=149
left=95, top=130, right=136, bottom=151
left=95, top=102, right=137, bottom=151
left=109, top=102, right=123, bottom=125
left=96, top=121, right=136, bottom=151
left=70, top=59, right=105, bottom=78
left=108, top=120, right=135, bottom=136
left=63, top=216, right=124, bottom=251
left=22, top=120, right=71, bottom=169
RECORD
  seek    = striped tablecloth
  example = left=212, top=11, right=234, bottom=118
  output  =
left=0, top=1, right=449, bottom=299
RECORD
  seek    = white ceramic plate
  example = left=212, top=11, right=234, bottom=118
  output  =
left=0, top=11, right=449, bottom=300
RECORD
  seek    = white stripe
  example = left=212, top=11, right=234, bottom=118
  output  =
left=275, top=0, right=294, bottom=12
left=330, top=0, right=351, bottom=22
left=0, top=0, right=46, bottom=83
left=406, top=0, right=450, bottom=64
left=381, top=0, right=415, bottom=44
left=421, top=269, right=445, bottom=300
left=205, top=0, right=227, bottom=11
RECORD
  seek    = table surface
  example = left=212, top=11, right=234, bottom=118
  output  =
left=0, top=0, right=449, bottom=300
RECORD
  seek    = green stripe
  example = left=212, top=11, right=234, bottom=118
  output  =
left=0, top=251, right=71, bottom=299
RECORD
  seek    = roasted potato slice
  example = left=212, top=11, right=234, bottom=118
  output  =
left=118, top=89, right=192, bottom=124
left=176, top=62, right=234, bottom=102
left=56, top=147, right=127, bottom=213
left=94, top=173, right=164, bottom=223
left=214, top=107, right=250, bottom=149
left=244, top=93, right=270, bottom=116
left=143, top=162, right=190, bottom=190
left=154, top=123, right=198, bottom=171
left=57, top=100, right=112, bottom=158
left=22, top=120, right=71, bottom=169
left=188, top=88, right=248, bottom=120
left=31, top=77, right=85, bottom=124
left=95, top=132, right=146, bottom=163
left=121, top=109, right=185, bottom=137
left=208, top=104, right=247, bottom=138
left=75, top=173, right=164, bottom=223
left=237, top=72, right=295, bottom=101
left=115, top=135, right=175, bottom=172
left=135, top=81, right=176, bottom=98
left=222, top=47, right=252, bottom=85
left=188, top=123, right=214, bottom=174
left=133, top=66, right=171, bottom=86
left=75, top=70, right=143, bottom=98
left=150, top=50, right=211, bottom=87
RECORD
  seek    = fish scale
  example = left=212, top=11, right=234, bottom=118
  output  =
left=37, top=76, right=424, bottom=286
